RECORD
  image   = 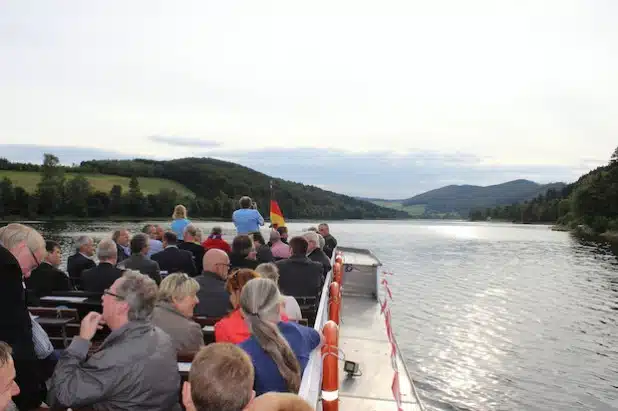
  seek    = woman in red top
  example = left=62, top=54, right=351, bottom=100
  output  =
left=201, top=226, right=232, bottom=253
left=215, top=269, right=288, bottom=344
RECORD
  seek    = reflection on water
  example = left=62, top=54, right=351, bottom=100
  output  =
left=23, top=219, right=618, bottom=411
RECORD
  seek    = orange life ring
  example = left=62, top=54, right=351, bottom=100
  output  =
left=328, top=281, right=341, bottom=324
left=321, top=320, right=339, bottom=411
left=333, top=262, right=342, bottom=284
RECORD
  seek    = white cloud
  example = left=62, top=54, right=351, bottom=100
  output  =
left=0, top=0, right=616, bottom=171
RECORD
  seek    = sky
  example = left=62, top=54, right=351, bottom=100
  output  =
left=0, top=0, right=617, bottom=198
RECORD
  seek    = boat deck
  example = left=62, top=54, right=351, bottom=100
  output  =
left=338, top=294, right=422, bottom=411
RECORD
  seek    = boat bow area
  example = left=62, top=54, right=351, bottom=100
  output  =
left=299, top=247, right=424, bottom=410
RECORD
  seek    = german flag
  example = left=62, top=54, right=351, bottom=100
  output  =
left=270, top=199, right=286, bottom=228
left=269, top=180, right=286, bottom=228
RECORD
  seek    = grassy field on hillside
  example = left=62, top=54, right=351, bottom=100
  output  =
left=370, top=200, right=425, bottom=216
left=0, top=171, right=195, bottom=197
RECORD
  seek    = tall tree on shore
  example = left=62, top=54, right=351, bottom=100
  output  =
left=64, top=175, right=92, bottom=217
left=611, top=146, right=618, bottom=165
left=37, top=154, right=65, bottom=216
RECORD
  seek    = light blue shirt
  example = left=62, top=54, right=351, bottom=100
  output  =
left=147, top=239, right=163, bottom=257
left=232, top=209, right=264, bottom=234
left=171, top=218, right=191, bottom=239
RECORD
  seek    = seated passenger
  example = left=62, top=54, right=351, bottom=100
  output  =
left=171, top=204, right=191, bottom=240
left=48, top=271, right=181, bottom=411
left=269, top=230, right=290, bottom=260
left=112, top=228, right=131, bottom=263
left=194, top=249, right=233, bottom=318
left=81, top=239, right=123, bottom=293
left=238, top=278, right=321, bottom=396
left=119, top=233, right=162, bottom=284
left=0, top=224, right=48, bottom=410
left=152, top=231, right=197, bottom=277
left=275, top=237, right=323, bottom=299
left=214, top=269, right=260, bottom=344
left=303, top=231, right=331, bottom=279
left=182, top=343, right=255, bottom=411
left=230, top=235, right=259, bottom=270
left=67, top=235, right=95, bottom=286
left=250, top=232, right=273, bottom=264
left=318, top=224, right=337, bottom=259
left=255, top=263, right=302, bottom=321
left=25, top=240, right=71, bottom=300
left=276, top=226, right=289, bottom=244
left=232, top=196, right=264, bottom=235
left=142, top=224, right=163, bottom=257
left=248, top=392, right=313, bottom=411
left=152, top=273, right=203, bottom=354
left=201, top=226, right=231, bottom=253
left=178, top=224, right=205, bottom=274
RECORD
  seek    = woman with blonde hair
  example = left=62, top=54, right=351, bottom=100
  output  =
left=152, top=273, right=203, bottom=353
left=171, top=204, right=191, bottom=239
left=255, top=263, right=302, bottom=321
left=238, top=278, right=321, bottom=395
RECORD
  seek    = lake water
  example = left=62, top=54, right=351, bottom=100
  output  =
left=24, top=219, right=618, bottom=411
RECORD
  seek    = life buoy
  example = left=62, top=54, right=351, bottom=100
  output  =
left=328, top=281, right=341, bottom=324
left=321, top=320, right=339, bottom=411
left=335, top=253, right=343, bottom=264
left=332, top=262, right=340, bottom=284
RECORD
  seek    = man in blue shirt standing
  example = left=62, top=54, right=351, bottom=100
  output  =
left=232, top=196, right=264, bottom=235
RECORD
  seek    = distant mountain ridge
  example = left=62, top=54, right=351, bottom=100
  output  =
left=367, top=179, right=566, bottom=217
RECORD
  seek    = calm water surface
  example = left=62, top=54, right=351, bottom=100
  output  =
left=26, top=219, right=618, bottom=411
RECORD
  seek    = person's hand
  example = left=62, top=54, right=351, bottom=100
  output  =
left=79, top=312, right=105, bottom=341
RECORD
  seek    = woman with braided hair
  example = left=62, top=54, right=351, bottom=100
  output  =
left=237, top=278, right=321, bottom=395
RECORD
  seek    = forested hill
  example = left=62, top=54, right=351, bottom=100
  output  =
left=0, top=155, right=408, bottom=220
left=470, top=147, right=618, bottom=235
left=401, top=179, right=565, bottom=216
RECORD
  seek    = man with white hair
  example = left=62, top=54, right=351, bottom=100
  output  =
left=178, top=224, right=205, bottom=274
left=303, top=231, right=331, bottom=278
left=318, top=223, right=337, bottom=258
left=80, top=239, right=123, bottom=293
left=269, top=230, right=290, bottom=260
left=0, top=342, right=20, bottom=411
left=67, top=235, right=95, bottom=287
left=0, top=223, right=47, bottom=409
left=48, top=271, right=181, bottom=411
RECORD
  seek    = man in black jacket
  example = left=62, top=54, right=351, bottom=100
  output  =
left=303, top=231, right=331, bottom=279
left=152, top=232, right=197, bottom=277
left=67, top=235, right=95, bottom=288
left=0, top=223, right=49, bottom=410
left=112, top=229, right=131, bottom=263
left=276, top=236, right=323, bottom=299
left=119, top=234, right=162, bottom=284
left=81, top=239, right=123, bottom=293
left=25, top=240, right=70, bottom=301
left=318, top=223, right=337, bottom=258
left=194, top=249, right=233, bottom=318
left=178, top=225, right=205, bottom=275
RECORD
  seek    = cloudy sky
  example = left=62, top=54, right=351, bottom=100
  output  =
left=1, top=1, right=616, bottom=198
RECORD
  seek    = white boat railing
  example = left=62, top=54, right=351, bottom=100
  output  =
left=297, top=251, right=335, bottom=406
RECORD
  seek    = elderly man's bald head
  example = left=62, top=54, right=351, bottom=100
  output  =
left=203, top=248, right=230, bottom=278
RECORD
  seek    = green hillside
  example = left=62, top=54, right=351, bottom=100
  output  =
left=0, top=155, right=407, bottom=220
left=0, top=170, right=195, bottom=197
left=369, top=200, right=426, bottom=217
left=401, top=179, right=566, bottom=216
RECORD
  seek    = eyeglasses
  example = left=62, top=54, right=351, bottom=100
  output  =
left=28, top=247, right=41, bottom=267
left=103, top=289, right=125, bottom=300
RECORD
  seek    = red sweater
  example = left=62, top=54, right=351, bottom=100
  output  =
left=202, top=237, right=232, bottom=254
left=215, top=309, right=289, bottom=344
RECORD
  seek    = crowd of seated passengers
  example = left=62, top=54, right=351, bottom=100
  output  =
left=1, top=217, right=337, bottom=409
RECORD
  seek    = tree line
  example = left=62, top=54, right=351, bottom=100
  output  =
left=0, top=154, right=406, bottom=220
left=470, top=146, right=618, bottom=234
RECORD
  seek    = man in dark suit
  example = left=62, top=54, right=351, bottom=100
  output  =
left=276, top=236, right=323, bottom=298
left=81, top=239, right=123, bottom=293
left=318, top=223, right=337, bottom=258
left=178, top=224, right=205, bottom=275
left=303, top=231, right=332, bottom=279
left=152, top=232, right=197, bottom=277
left=112, top=229, right=131, bottom=263
left=25, top=240, right=70, bottom=301
left=67, top=235, right=95, bottom=288
left=118, top=233, right=162, bottom=284
left=195, top=248, right=233, bottom=318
